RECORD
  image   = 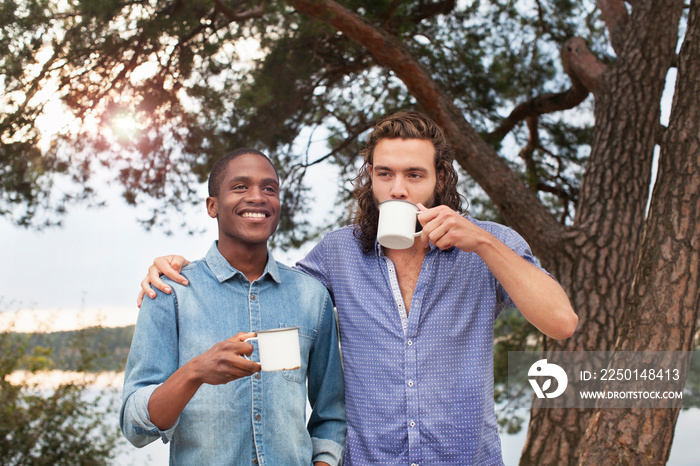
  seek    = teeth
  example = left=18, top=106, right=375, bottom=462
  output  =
left=242, top=212, right=266, bottom=218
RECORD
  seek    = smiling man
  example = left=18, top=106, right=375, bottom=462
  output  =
left=138, top=113, right=577, bottom=465
left=120, top=148, right=346, bottom=466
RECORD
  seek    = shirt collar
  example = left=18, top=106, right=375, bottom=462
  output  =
left=205, top=241, right=281, bottom=284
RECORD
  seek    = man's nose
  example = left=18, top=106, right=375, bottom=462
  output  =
left=245, top=186, right=265, bottom=202
left=390, top=177, right=408, bottom=199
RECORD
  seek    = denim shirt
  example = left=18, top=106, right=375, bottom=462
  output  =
left=121, top=242, right=346, bottom=465
left=296, top=220, right=542, bottom=465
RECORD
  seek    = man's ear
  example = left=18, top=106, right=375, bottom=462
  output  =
left=206, top=197, right=218, bottom=218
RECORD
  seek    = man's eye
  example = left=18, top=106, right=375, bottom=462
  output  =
left=232, top=185, right=247, bottom=190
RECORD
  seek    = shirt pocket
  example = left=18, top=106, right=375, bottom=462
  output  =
left=282, top=325, right=315, bottom=384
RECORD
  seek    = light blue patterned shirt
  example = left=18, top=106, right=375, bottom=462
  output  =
left=121, top=242, right=346, bottom=465
left=297, top=219, right=541, bottom=465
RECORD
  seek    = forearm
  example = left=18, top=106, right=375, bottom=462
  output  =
left=474, top=232, right=578, bottom=340
left=148, top=361, right=203, bottom=430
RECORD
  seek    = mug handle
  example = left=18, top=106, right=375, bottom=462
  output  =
left=413, top=211, right=422, bottom=237
left=242, top=336, right=258, bottom=360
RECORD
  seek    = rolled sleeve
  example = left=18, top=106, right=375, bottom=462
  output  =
left=312, top=437, right=344, bottom=466
left=477, top=219, right=550, bottom=315
left=121, top=384, right=179, bottom=447
left=306, top=290, right=346, bottom=464
left=120, top=286, right=181, bottom=448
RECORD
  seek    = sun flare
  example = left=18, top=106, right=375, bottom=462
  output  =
left=110, top=112, right=140, bottom=141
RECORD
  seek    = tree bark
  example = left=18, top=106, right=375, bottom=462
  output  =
left=520, top=1, right=686, bottom=463
left=578, top=1, right=700, bottom=462
left=596, top=0, right=629, bottom=54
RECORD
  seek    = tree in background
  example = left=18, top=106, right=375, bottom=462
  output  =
left=579, top=4, right=700, bottom=462
left=0, top=326, right=120, bottom=465
left=2, top=1, right=699, bottom=463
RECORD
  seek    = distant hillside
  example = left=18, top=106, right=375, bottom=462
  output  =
left=10, top=326, right=135, bottom=372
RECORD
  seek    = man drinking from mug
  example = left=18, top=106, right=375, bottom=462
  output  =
left=121, top=148, right=346, bottom=466
left=138, top=112, right=578, bottom=465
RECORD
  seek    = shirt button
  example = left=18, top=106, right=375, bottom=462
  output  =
left=250, top=294, right=256, bottom=300
left=255, top=414, right=261, bottom=421
left=254, top=372, right=260, bottom=379
left=407, top=340, right=413, bottom=346
left=409, top=420, right=416, bottom=427
left=408, top=380, right=414, bottom=387
left=411, top=463, right=419, bottom=466
left=253, top=459, right=258, bottom=464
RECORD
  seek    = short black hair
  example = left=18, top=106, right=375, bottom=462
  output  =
left=207, top=148, right=278, bottom=197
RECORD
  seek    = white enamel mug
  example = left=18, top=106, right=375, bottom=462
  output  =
left=377, top=200, right=422, bottom=249
left=245, top=327, right=301, bottom=371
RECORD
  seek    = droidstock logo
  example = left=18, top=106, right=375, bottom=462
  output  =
left=528, top=359, right=568, bottom=399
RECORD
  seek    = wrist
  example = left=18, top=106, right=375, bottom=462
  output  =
left=183, top=356, right=207, bottom=386
left=470, top=228, right=494, bottom=256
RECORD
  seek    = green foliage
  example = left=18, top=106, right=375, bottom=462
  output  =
left=1, top=0, right=604, bottom=245
left=492, top=307, right=541, bottom=434
left=682, top=349, right=700, bottom=410
left=11, top=326, right=134, bottom=372
left=0, top=327, right=123, bottom=464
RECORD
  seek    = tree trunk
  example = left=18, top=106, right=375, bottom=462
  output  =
left=579, top=1, right=700, bottom=462
left=520, top=2, right=686, bottom=463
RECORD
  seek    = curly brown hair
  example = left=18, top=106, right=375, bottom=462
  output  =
left=353, top=111, right=465, bottom=253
